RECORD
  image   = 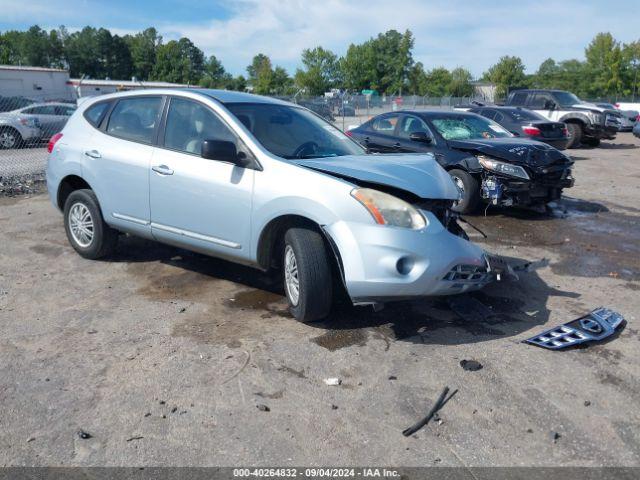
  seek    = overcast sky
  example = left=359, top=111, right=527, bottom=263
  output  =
left=1, top=0, right=638, bottom=77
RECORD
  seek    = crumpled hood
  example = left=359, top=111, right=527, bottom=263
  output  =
left=447, top=138, right=571, bottom=167
left=293, top=153, right=460, bottom=200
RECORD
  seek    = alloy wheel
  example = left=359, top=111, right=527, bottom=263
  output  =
left=68, top=202, right=94, bottom=248
left=284, top=245, right=300, bottom=306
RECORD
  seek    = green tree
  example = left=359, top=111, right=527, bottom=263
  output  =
left=246, top=53, right=273, bottom=94
left=449, top=67, right=474, bottom=97
left=271, top=66, right=293, bottom=95
left=483, top=55, right=527, bottom=99
left=622, top=41, right=640, bottom=98
left=151, top=38, right=205, bottom=84
left=294, top=46, right=340, bottom=95
left=533, top=58, right=560, bottom=88
left=584, top=32, right=623, bottom=97
left=124, top=27, right=161, bottom=80
left=199, top=54, right=227, bottom=88
left=340, top=29, right=414, bottom=94
left=407, top=62, right=428, bottom=95
left=424, top=67, right=453, bottom=97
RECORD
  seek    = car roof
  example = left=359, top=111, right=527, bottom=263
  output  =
left=187, top=89, right=293, bottom=106
left=395, top=109, right=480, bottom=118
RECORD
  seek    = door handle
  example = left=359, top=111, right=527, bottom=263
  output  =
left=84, top=150, right=101, bottom=159
left=363, top=136, right=370, bottom=142
left=393, top=142, right=401, bottom=148
left=152, top=165, right=174, bottom=176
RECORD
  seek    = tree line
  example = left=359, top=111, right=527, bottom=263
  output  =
left=1, top=25, right=638, bottom=100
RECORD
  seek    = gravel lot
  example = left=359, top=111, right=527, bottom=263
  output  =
left=0, top=133, right=639, bottom=467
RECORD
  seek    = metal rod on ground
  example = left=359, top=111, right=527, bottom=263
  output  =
left=402, top=386, right=451, bottom=437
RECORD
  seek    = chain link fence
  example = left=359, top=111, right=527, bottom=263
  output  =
left=0, top=90, right=482, bottom=196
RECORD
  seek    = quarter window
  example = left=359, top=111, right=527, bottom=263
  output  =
left=106, top=96, right=162, bottom=144
left=84, top=102, right=110, bottom=127
left=164, top=97, right=236, bottom=155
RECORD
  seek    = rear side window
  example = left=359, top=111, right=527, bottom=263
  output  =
left=510, top=92, right=528, bottom=105
left=55, top=105, right=76, bottom=116
left=372, top=114, right=399, bottom=133
left=107, top=97, right=162, bottom=144
left=84, top=102, right=110, bottom=127
left=24, top=105, right=56, bottom=115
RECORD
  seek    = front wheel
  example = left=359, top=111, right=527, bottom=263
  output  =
left=64, top=189, right=118, bottom=259
left=282, top=227, right=333, bottom=322
left=449, top=169, right=480, bottom=214
left=566, top=123, right=582, bottom=149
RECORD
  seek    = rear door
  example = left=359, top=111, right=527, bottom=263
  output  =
left=82, top=95, right=164, bottom=236
left=23, top=105, right=57, bottom=138
left=362, top=113, right=400, bottom=153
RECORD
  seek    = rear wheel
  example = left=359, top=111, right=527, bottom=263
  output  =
left=282, top=227, right=333, bottom=322
left=566, top=123, right=582, bottom=149
left=449, top=169, right=480, bottom=214
left=0, top=127, right=22, bottom=149
left=64, top=189, right=118, bottom=259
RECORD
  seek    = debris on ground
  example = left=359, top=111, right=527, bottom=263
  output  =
left=584, top=400, right=591, bottom=407
left=324, top=378, right=342, bottom=386
left=551, top=431, right=561, bottom=443
left=448, top=296, right=494, bottom=322
left=402, top=386, right=457, bottom=437
left=331, top=405, right=339, bottom=410
left=388, top=375, right=397, bottom=380
left=524, top=307, right=625, bottom=350
left=460, top=359, right=483, bottom=371
left=126, top=436, right=144, bottom=442
left=77, top=430, right=92, bottom=440
left=26, top=437, right=35, bottom=443
left=256, top=404, right=270, bottom=412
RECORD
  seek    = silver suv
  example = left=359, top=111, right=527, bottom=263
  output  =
left=47, top=89, right=491, bottom=322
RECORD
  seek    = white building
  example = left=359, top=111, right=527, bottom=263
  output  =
left=0, top=65, right=73, bottom=101
left=68, top=78, right=196, bottom=98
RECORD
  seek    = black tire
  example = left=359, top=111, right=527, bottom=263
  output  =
left=0, top=127, right=22, bottom=150
left=449, top=169, right=481, bottom=214
left=566, top=123, right=582, bottom=149
left=63, top=189, right=118, bottom=259
left=282, top=227, right=333, bottom=322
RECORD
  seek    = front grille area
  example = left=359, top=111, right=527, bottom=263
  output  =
left=443, top=264, right=489, bottom=282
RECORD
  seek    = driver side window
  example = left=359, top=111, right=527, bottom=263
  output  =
left=164, top=97, right=236, bottom=155
left=398, top=115, right=432, bottom=140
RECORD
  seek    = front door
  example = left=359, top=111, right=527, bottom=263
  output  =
left=149, top=96, right=254, bottom=260
left=365, top=113, right=400, bottom=153
left=396, top=114, right=435, bottom=153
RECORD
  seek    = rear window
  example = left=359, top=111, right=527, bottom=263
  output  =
left=106, top=97, right=162, bottom=144
left=510, top=92, right=528, bottom=105
left=84, top=102, right=110, bottom=127
left=508, top=109, right=545, bottom=121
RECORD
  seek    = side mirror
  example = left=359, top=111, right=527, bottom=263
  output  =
left=409, top=131, right=432, bottom=143
left=201, top=139, right=249, bottom=167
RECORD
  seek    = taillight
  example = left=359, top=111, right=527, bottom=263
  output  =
left=636, top=114, right=640, bottom=122
left=344, top=130, right=353, bottom=137
left=614, top=103, right=620, bottom=109
left=48, top=133, right=63, bottom=153
left=522, top=126, right=541, bottom=136
left=562, top=127, right=569, bottom=136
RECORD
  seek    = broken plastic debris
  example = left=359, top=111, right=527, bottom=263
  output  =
left=460, top=359, right=483, bottom=371
left=524, top=307, right=625, bottom=350
left=324, top=378, right=342, bottom=386
left=256, top=404, right=270, bottom=412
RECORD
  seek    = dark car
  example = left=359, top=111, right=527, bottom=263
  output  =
left=633, top=119, right=640, bottom=139
left=467, top=106, right=570, bottom=150
left=297, top=99, right=335, bottom=122
left=348, top=110, right=574, bottom=213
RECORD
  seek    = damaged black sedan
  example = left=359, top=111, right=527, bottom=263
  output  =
left=348, top=110, right=575, bottom=213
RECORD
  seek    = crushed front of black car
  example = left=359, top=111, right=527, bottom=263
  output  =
left=477, top=155, right=574, bottom=207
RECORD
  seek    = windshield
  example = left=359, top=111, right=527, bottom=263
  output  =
left=430, top=115, right=513, bottom=140
left=554, top=91, right=582, bottom=107
left=225, top=102, right=365, bottom=159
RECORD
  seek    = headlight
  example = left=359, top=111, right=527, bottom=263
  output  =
left=351, top=188, right=426, bottom=230
left=477, top=155, right=530, bottom=180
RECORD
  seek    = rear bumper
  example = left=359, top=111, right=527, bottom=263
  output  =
left=539, top=137, right=570, bottom=150
left=324, top=212, right=491, bottom=303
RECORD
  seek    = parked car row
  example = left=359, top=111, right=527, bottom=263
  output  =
left=43, top=88, right=635, bottom=323
left=0, top=101, right=76, bottom=149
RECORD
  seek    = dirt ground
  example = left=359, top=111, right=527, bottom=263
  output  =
left=0, top=133, right=639, bottom=467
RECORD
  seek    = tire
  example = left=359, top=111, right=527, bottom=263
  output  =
left=449, top=169, right=480, bottom=214
left=63, top=189, right=118, bottom=259
left=566, top=123, right=582, bottom=149
left=282, top=227, right=333, bottom=322
left=0, top=127, right=22, bottom=150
